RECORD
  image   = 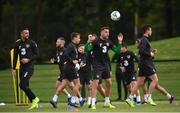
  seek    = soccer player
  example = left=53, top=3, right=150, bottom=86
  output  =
left=85, top=26, right=123, bottom=109
left=85, top=34, right=106, bottom=107
left=77, top=44, right=92, bottom=103
left=12, top=27, right=40, bottom=110
left=126, top=25, right=174, bottom=107
left=50, top=37, right=72, bottom=108
left=50, top=32, right=81, bottom=108
left=117, top=43, right=141, bottom=104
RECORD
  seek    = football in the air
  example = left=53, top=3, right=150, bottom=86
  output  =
left=110, top=11, right=121, bottom=21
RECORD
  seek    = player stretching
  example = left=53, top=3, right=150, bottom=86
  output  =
left=50, top=37, right=72, bottom=108
left=126, top=25, right=174, bottom=107
left=85, top=26, right=123, bottom=109
left=13, top=27, right=40, bottom=110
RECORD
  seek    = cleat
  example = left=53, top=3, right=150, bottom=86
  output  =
left=125, top=98, right=135, bottom=107
left=29, top=97, right=40, bottom=110
left=168, top=96, right=174, bottom=104
left=80, top=99, right=85, bottom=107
left=87, top=101, right=91, bottom=106
left=104, top=103, right=116, bottom=108
left=68, top=101, right=80, bottom=108
left=50, top=100, right=57, bottom=108
left=136, top=102, right=141, bottom=106
left=147, top=98, right=157, bottom=106
left=141, top=99, right=147, bottom=104
left=91, top=105, right=96, bottom=110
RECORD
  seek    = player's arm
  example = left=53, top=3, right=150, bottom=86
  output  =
left=139, top=39, right=151, bottom=57
left=84, top=42, right=93, bottom=52
left=29, top=41, right=39, bottom=61
left=111, top=33, right=123, bottom=54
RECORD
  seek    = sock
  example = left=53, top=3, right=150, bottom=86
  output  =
left=148, top=94, right=152, bottom=100
left=79, top=97, right=83, bottom=101
left=144, top=94, right=148, bottom=101
left=129, top=95, right=134, bottom=100
left=105, top=97, right=110, bottom=104
left=91, top=98, right=96, bottom=105
left=136, top=95, right=141, bottom=102
left=52, top=94, right=58, bottom=102
left=67, top=93, right=71, bottom=98
left=71, top=96, right=76, bottom=103
left=87, top=97, right=91, bottom=103
left=166, top=93, right=171, bottom=99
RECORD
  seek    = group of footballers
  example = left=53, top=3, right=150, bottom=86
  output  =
left=12, top=25, right=174, bottom=110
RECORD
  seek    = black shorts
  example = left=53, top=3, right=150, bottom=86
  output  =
left=19, top=67, right=34, bottom=85
left=138, top=63, right=156, bottom=77
left=61, top=63, right=79, bottom=82
left=124, top=72, right=136, bottom=85
left=92, top=64, right=111, bottom=80
left=79, top=72, right=92, bottom=85
left=57, top=73, right=64, bottom=82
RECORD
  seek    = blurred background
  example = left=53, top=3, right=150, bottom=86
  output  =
left=0, top=0, right=180, bottom=69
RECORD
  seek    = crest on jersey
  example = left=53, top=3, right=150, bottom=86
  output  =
left=26, top=44, right=30, bottom=48
left=60, top=52, right=63, bottom=56
left=19, top=46, right=21, bottom=49
left=106, top=43, right=109, bottom=46
left=127, top=55, right=131, bottom=59
left=99, top=43, right=102, bottom=47
left=121, top=57, right=123, bottom=60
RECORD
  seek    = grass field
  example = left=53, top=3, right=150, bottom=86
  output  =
left=0, top=37, right=180, bottom=112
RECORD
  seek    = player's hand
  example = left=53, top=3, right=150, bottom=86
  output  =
left=75, top=63, right=80, bottom=71
left=72, top=60, right=78, bottom=64
left=117, top=33, right=123, bottom=43
left=80, top=62, right=86, bottom=67
left=150, top=52, right=155, bottom=57
left=120, top=66, right=126, bottom=72
left=50, top=58, right=55, bottom=63
left=21, top=58, right=30, bottom=64
left=152, top=49, right=157, bottom=54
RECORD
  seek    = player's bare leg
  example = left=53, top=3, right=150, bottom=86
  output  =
left=55, top=81, right=71, bottom=98
left=104, top=78, right=115, bottom=108
left=50, top=79, right=69, bottom=108
left=97, top=84, right=105, bottom=98
left=91, top=80, right=99, bottom=109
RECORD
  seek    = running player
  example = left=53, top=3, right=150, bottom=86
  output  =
left=50, top=37, right=72, bottom=108
left=126, top=25, right=174, bottom=107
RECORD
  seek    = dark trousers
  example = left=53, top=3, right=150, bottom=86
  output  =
left=19, top=68, right=36, bottom=102
left=115, top=70, right=128, bottom=100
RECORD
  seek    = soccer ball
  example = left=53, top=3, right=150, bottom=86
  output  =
left=110, top=11, right=121, bottom=21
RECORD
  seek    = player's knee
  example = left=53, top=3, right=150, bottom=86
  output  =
left=106, top=80, right=112, bottom=87
left=19, top=83, right=26, bottom=90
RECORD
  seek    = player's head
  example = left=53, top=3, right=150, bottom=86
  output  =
left=143, top=24, right=152, bottom=37
left=121, top=43, right=128, bottom=52
left=135, top=38, right=141, bottom=49
left=100, top=26, right=109, bottom=40
left=56, top=37, right=65, bottom=48
left=78, top=44, right=85, bottom=54
left=71, top=32, right=81, bottom=44
left=20, top=27, right=29, bottom=40
left=87, top=33, right=96, bottom=42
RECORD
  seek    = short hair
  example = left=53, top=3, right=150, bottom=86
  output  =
left=71, top=32, right=80, bottom=40
left=100, top=26, right=109, bottom=32
left=135, top=38, right=141, bottom=44
left=143, top=24, right=152, bottom=33
left=20, top=26, right=29, bottom=32
left=92, top=34, right=98, bottom=38
left=122, top=42, right=127, bottom=48
left=78, top=44, right=84, bottom=48
left=57, top=37, right=65, bottom=41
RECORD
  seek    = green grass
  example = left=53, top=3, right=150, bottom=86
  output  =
left=128, top=36, right=180, bottom=60
left=0, top=101, right=179, bottom=112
